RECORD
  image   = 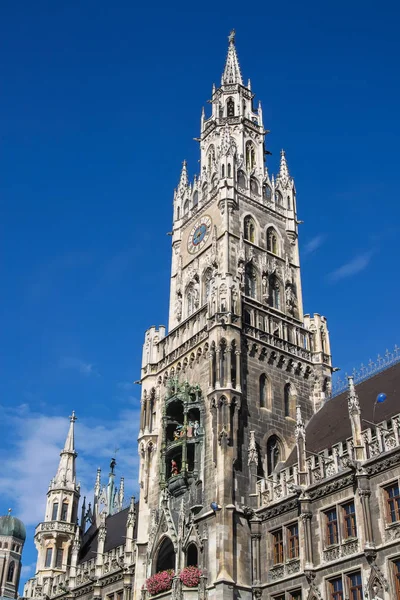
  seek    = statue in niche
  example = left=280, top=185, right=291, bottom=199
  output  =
left=285, top=285, right=297, bottom=315
left=262, top=274, right=268, bottom=300
left=187, top=421, right=194, bottom=438
left=171, top=460, right=179, bottom=476
left=175, top=293, right=182, bottom=321
left=173, top=424, right=183, bottom=440
left=193, top=420, right=200, bottom=437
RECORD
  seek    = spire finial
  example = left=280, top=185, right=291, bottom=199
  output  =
left=8, top=508, right=12, bottom=515
left=178, top=160, right=189, bottom=194
left=222, top=30, right=243, bottom=86
left=278, top=149, right=290, bottom=180
left=69, top=410, right=77, bottom=423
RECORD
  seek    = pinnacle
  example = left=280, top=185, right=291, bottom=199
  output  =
left=63, top=411, right=76, bottom=453
left=178, top=160, right=189, bottom=192
left=279, top=149, right=290, bottom=180
left=222, top=30, right=243, bottom=86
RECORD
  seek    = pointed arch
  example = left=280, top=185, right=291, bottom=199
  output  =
left=237, top=170, right=246, bottom=188
left=245, top=141, right=256, bottom=170
left=269, top=275, right=283, bottom=310
left=266, top=226, right=279, bottom=255
left=245, top=264, right=258, bottom=299
left=227, top=97, right=235, bottom=117
left=275, top=191, right=282, bottom=206
left=250, top=177, right=259, bottom=195
left=259, top=373, right=272, bottom=409
left=263, top=184, right=272, bottom=202
left=207, top=145, right=215, bottom=173
left=284, top=383, right=297, bottom=418
left=192, top=191, right=198, bottom=208
left=202, top=267, right=213, bottom=305
left=176, top=206, right=180, bottom=220
left=227, top=163, right=232, bottom=178
left=155, top=536, right=175, bottom=573
left=183, top=199, right=189, bottom=215
left=266, top=435, right=283, bottom=475
left=221, top=164, right=225, bottom=178
left=60, top=501, right=68, bottom=521
left=7, top=561, right=15, bottom=583
left=244, top=215, right=256, bottom=243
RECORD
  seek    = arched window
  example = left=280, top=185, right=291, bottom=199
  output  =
left=266, top=436, right=282, bottom=475
left=176, top=206, right=180, bottom=220
left=192, top=191, right=198, bottom=208
left=263, top=185, right=272, bottom=202
left=183, top=200, right=189, bottom=215
left=284, top=383, right=297, bottom=418
left=51, top=502, right=59, bottom=521
left=227, top=163, right=232, bottom=178
left=45, top=548, right=53, bottom=568
left=7, top=561, right=15, bottom=583
left=287, top=195, right=291, bottom=209
left=267, top=227, right=279, bottom=255
left=244, top=309, right=252, bottom=325
left=269, top=275, right=281, bottom=310
left=242, top=100, right=246, bottom=116
left=250, top=177, right=259, bottom=195
left=186, top=543, right=198, bottom=567
left=207, top=145, right=215, bottom=172
left=246, top=142, right=256, bottom=170
left=221, top=164, right=225, bottom=178
left=259, top=374, right=271, bottom=409
left=237, top=170, right=246, bottom=188
left=56, top=548, right=63, bottom=568
left=275, top=191, right=282, bottom=205
left=244, top=216, right=256, bottom=243
left=245, top=265, right=257, bottom=299
left=227, top=97, right=235, bottom=117
left=156, top=537, right=175, bottom=573
left=61, top=501, right=68, bottom=521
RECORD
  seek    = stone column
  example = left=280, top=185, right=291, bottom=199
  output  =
left=226, top=346, right=232, bottom=388
left=209, top=350, right=215, bottom=390
left=300, top=500, right=313, bottom=570
left=250, top=520, right=261, bottom=585
left=235, top=350, right=241, bottom=391
left=358, top=479, right=375, bottom=549
left=216, top=348, right=221, bottom=388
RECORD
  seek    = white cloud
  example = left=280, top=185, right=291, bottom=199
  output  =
left=59, top=357, right=97, bottom=376
left=328, top=251, right=373, bottom=282
left=20, top=563, right=36, bottom=578
left=303, top=234, right=325, bottom=255
left=0, top=406, right=140, bottom=526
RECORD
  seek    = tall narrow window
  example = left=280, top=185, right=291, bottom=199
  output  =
left=267, top=227, right=279, bottom=254
left=284, top=383, right=291, bottom=417
left=61, top=502, right=68, bottom=522
left=51, top=502, right=59, bottom=521
left=7, top=562, right=15, bottom=583
left=246, top=142, right=256, bottom=170
left=176, top=206, right=180, bottom=220
left=186, top=543, right=198, bottom=567
left=328, top=577, right=343, bottom=600
left=221, top=164, right=225, bottom=178
left=207, top=145, right=215, bottom=172
left=244, top=216, right=256, bottom=243
left=287, top=523, right=299, bottom=559
left=263, top=185, right=272, bottom=202
left=342, top=501, right=357, bottom=538
left=269, top=275, right=281, bottom=310
left=184, top=200, right=189, bottom=215
left=56, top=548, right=63, bottom=569
left=275, top=191, right=282, bottom=205
left=227, top=97, right=235, bottom=117
left=245, top=264, right=257, bottom=299
left=45, top=548, right=53, bottom=568
left=203, top=268, right=212, bottom=304
left=266, top=436, right=282, bottom=475
left=325, top=508, right=338, bottom=546
left=272, top=529, right=284, bottom=564
left=238, top=170, right=246, bottom=188
left=227, top=163, right=232, bottom=178
left=348, top=572, right=363, bottom=600
left=259, top=374, right=271, bottom=409
left=192, top=191, right=198, bottom=208
left=250, top=177, right=259, bottom=194
left=385, top=482, right=400, bottom=523
left=393, top=559, right=400, bottom=599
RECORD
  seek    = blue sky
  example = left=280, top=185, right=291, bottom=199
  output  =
left=1, top=0, right=400, bottom=585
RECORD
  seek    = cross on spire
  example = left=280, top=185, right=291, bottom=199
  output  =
left=222, top=29, right=243, bottom=86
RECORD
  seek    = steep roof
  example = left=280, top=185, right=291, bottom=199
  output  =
left=286, top=361, right=400, bottom=465
left=78, top=504, right=138, bottom=565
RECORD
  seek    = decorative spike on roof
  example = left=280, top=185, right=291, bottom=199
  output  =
left=178, top=160, right=189, bottom=195
left=63, top=410, right=76, bottom=453
left=221, top=30, right=243, bottom=86
left=347, top=375, right=360, bottom=412
left=295, top=404, right=305, bottom=440
left=278, top=149, right=290, bottom=180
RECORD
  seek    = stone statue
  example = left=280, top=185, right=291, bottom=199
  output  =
left=171, top=460, right=179, bottom=476
left=193, top=420, right=200, bottom=437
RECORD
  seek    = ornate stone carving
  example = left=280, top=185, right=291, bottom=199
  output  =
left=269, top=565, right=284, bottom=581
left=248, top=431, right=258, bottom=466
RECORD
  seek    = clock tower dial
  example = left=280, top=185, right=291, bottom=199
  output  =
left=187, top=215, right=212, bottom=254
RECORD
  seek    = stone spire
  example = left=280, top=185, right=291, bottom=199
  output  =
left=53, top=412, right=77, bottom=488
left=177, top=160, right=189, bottom=195
left=278, top=149, right=290, bottom=180
left=221, top=30, right=243, bottom=86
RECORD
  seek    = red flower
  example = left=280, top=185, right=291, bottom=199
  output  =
left=146, top=570, right=175, bottom=596
left=179, top=566, right=202, bottom=588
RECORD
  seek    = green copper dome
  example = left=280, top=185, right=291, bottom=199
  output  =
left=0, top=515, right=26, bottom=541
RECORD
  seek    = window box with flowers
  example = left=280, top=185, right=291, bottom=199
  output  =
left=146, top=570, right=175, bottom=596
left=179, top=566, right=202, bottom=588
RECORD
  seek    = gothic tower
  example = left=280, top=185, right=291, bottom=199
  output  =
left=32, top=413, right=80, bottom=596
left=0, top=510, right=26, bottom=598
left=135, top=32, right=332, bottom=600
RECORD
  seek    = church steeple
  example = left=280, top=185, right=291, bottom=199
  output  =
left=53, top=411, right=77, bottom=488
left=221, top=30, right=243, bottom=86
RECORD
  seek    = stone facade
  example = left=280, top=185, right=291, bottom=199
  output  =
left=22, top=31, right=400, bottom=600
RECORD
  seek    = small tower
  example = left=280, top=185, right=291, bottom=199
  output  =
left=0, top=509, right=26, bottom=598
left=33, top=412, right=80, bottom=588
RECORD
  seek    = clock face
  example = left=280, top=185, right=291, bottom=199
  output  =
left=187, top=215, right=212, bottom=254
